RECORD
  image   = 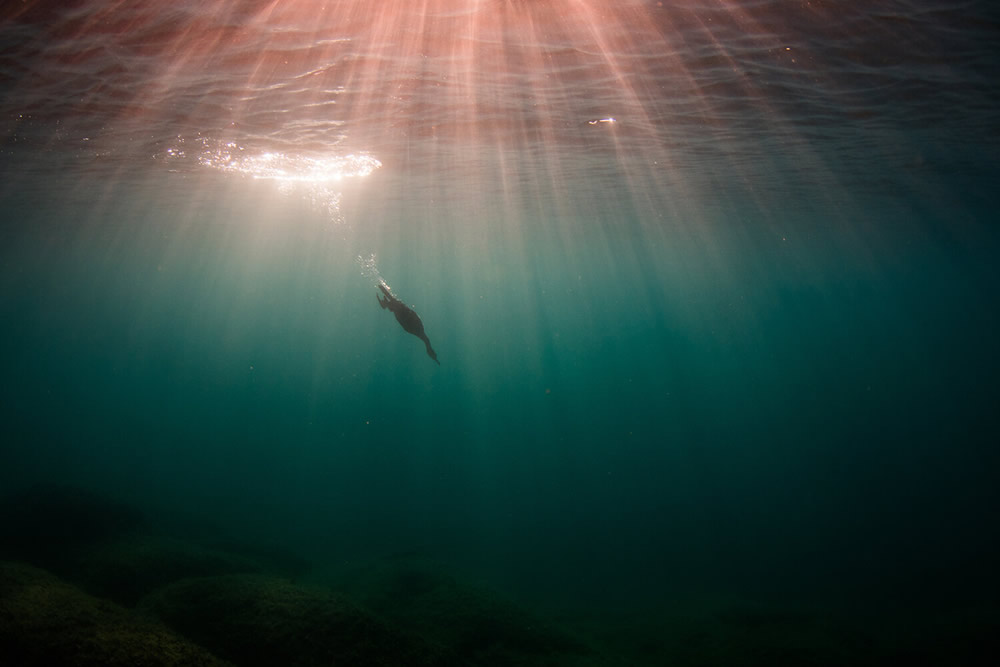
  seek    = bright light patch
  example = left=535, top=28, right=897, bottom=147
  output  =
left=195, top=140, right=381, bottom=183
left=161, top=136, right=381, bottom=223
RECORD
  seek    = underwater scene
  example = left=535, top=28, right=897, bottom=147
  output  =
left=1, top=1, right=998, bottom=665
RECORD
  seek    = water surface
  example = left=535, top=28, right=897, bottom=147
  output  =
left=2, top=1, right=999, bottom=664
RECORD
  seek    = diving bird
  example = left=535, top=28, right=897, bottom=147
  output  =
left=376, top=281, right=439, bottom=365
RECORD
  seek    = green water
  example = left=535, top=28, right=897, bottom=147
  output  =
left=3, top=0, right=1000, bottom=661
left=4, top=170, right=997, bottom=605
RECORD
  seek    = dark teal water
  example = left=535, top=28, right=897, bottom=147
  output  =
left=2, top=1, right=999, bottom=664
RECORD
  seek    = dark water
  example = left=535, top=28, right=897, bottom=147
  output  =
left=2, top=1, right=999, bottom=664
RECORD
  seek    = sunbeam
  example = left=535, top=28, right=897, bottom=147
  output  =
left=2, top=1, right=999, bottom=664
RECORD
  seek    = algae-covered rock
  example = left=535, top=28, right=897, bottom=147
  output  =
left=0, top=485, right=144, bottom=568
left=0, top=561, right=231, bottom=667
left=75, top=535, right=267, bottom=606
left=323, top=562, right=594, bottom=667
left=0, top=484, right=313, bottom=609
left=582, top=596, right=874, bottom=667
left=141, top=573, right=453, bottom=667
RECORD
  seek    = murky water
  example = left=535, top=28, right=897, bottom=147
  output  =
left=2, top=1, right=999, bottom=664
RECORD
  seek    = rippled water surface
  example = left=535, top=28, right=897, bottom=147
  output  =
left=2, top=1, right=999, bottom=665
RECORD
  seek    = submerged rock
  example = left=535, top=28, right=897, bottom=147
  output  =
left=0, top=484, right=144, bottom=568
left=0, top=561, right=231, bottom=666
left=75, top=535, right=267, bottom=606
left=322, top=561, right=595, bottom=666
left=0, top=484, right=313, bottom=609
left=141, top=574, right=453, bottom=667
